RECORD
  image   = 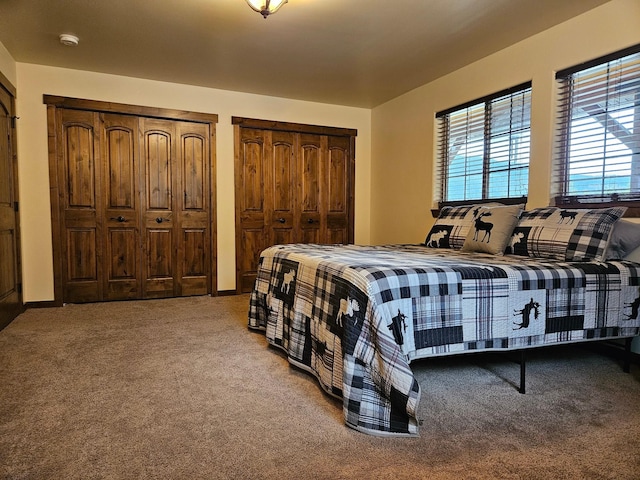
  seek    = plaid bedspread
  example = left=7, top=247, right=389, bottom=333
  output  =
left=247, top=244, right=640, bottom=437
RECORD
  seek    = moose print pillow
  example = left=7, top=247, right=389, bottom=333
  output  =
left=460, top=204, right=523, bottom=255
left=424, top=203, right=503, bottom=250
left=508, top=206, right=627, bottom=261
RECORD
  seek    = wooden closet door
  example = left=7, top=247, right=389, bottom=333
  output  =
left=326, top=135, right=353, bottom=245
left=0, top=85, right=22, bottom=328
left=102, top=113, right=141, bottom=300
left=298, top=134, right=323, bottom=244
left=47, top=97, right=217, bottom=304
left=175, top=120, right=211, bottom=297
left=233, top=118, right=356, bottom=294
left=270, top=130, right=297, bottom=246
left=57, top=109, right=103, bottom=303
left=140, top=118, right=211, bottom=298
left=236, top=128, right=269, bottom=294
left=140, top=118, right=177, bottom=298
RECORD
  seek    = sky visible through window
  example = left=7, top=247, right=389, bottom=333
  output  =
left=566, top=107, right=635, bottom=196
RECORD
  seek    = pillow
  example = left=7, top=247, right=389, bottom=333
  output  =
left=603, top=220, right=640, bottom=260
left=461, top=204, right=523, bottom=255
left=510, top=206, right=627, bottom=261
left=424, top=203, right=502, bottom=250
left=624, top=244, right=640, bottom=263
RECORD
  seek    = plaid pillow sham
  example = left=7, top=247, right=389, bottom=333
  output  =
left=509, top=206, right=627, bottom=262
left=424, top=204, right=493, bottom=250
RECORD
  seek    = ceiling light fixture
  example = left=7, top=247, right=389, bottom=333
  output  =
left=246, top=0, right=288, bottom=18
left=59, top=34, right=79, bottom=46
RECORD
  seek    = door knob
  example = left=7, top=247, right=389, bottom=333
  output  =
left=110, top=215, right=126, bottom=222
left=307, top=218, right=314, bottom=224
left=156, top=217, right=170, bottom=224
left=277, top=218, right=286, bottom=224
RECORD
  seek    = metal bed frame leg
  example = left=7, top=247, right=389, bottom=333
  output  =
left=519, top=349, right=526, bottom=394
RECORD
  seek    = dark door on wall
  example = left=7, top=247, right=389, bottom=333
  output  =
left=46, top=96, right=217, bottom=304
left=0, top=80, right=22, bottom=329
left=233, top=117, right=356, bottom=293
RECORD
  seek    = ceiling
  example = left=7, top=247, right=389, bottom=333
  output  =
left=0, top=0, right=611, bottom=108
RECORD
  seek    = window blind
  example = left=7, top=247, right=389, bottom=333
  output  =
left=435, top=82, right=531, bottom=206
left=554, top=44, right=640, bottom=206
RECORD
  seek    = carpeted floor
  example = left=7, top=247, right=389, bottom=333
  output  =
left=0, top=294, right=638, bottom=479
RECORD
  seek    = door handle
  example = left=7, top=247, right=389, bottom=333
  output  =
left=156, top=217, right=170, bottom=224
left=277, top=218, right=286, bottom=224
left=307, top=218, right=314, bottom=224
left=110, top=216, right=127, bottom=222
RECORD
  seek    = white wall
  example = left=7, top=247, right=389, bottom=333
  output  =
left=14, top=64, right=371, bottom=301
left=371, top=0, right=640, bottom=245
left=0, top=41, right=16, bottom=87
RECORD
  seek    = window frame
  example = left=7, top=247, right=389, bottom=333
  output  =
left=434, top=81, right=532, bottom=214
left=554, top=43, right=640, bottom=217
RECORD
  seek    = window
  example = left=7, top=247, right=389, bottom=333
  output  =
left=435, top=82, right=531, bottom=207
left=554, top=44, right=640, bottom=207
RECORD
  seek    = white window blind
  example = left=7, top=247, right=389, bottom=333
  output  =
left=554, top=44, right=640, bottom=206
left=435, top=82, right=531, bottom=207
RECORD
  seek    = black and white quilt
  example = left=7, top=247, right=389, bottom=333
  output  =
left=248, top=244, right=640, bottom=437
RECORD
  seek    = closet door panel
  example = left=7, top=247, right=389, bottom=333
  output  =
left=107, top=229, right=137, bottom=280
left=177, top=122, right=210, bottom=296
left=270, top=131, right=296, bottom=246
left=145, top=228, right=173, bottom=296
left=141, top=119, right=175, bottom=298
left=326, top=135, right=352, bottom=245
left=146, top=131, right=172, bottom=210
left=236, top=128, right=269, bottom=293
left=240, top=228, right=265, bottom=293
left=103, top=114, right=141, bottom=300
left=60, top=110, right=102, bottom=302
left=67, top=228, right=97, bottom=281
left=299, top=134, right=322, bottom=242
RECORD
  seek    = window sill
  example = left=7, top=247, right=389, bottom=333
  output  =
left=553, top=197, right=640, bottom=218
left=431, top=196, right=527, bottom=218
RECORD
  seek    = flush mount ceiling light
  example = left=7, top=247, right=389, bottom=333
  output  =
left=246, top=0, right=288, bottom=18
left=59, top=34, right=79, bottom=46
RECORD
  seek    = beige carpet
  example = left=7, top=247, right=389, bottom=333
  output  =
left=0, top=294, right=638, bottom=480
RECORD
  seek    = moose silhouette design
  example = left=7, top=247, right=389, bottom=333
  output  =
left=507, top=231, right=525, bottom=253
left=280, top=269, right=296, bottom=294
left=472, top=211, right=493, bottom=242
left=427, top=229, right=448, bottom=247
left=558, top=209, right=578, bottom=224
left=514, top=298, right=540, bottom=329
left=388, top=309, right=408, bottom=345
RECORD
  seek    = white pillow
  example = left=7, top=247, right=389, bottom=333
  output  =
left=605, top=220, right=640, bottom=260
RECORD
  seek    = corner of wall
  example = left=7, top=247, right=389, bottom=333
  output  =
left=0, top=41, right=17, bottom=89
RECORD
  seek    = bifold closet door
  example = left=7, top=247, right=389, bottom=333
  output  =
left=236, top=128, right=300, bottom=293
left=140, top=118, right=211, bottom=298
left=57, top=109, right=103, bottom=303
left=325, top=135, right=352, bottom=245
left=235, top=128, right=271, bottom=294
left=235, top=125, right=355, bottom=293
left=56, top=110, right=211, bottom=302
left=102, top=113, right=142, bottom=300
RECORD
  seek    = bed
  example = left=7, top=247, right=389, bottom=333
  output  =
left=247, top=205, right=640, bottom=437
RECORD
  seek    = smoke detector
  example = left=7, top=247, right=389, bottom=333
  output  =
left=59, top=34, right=79, bottom=46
